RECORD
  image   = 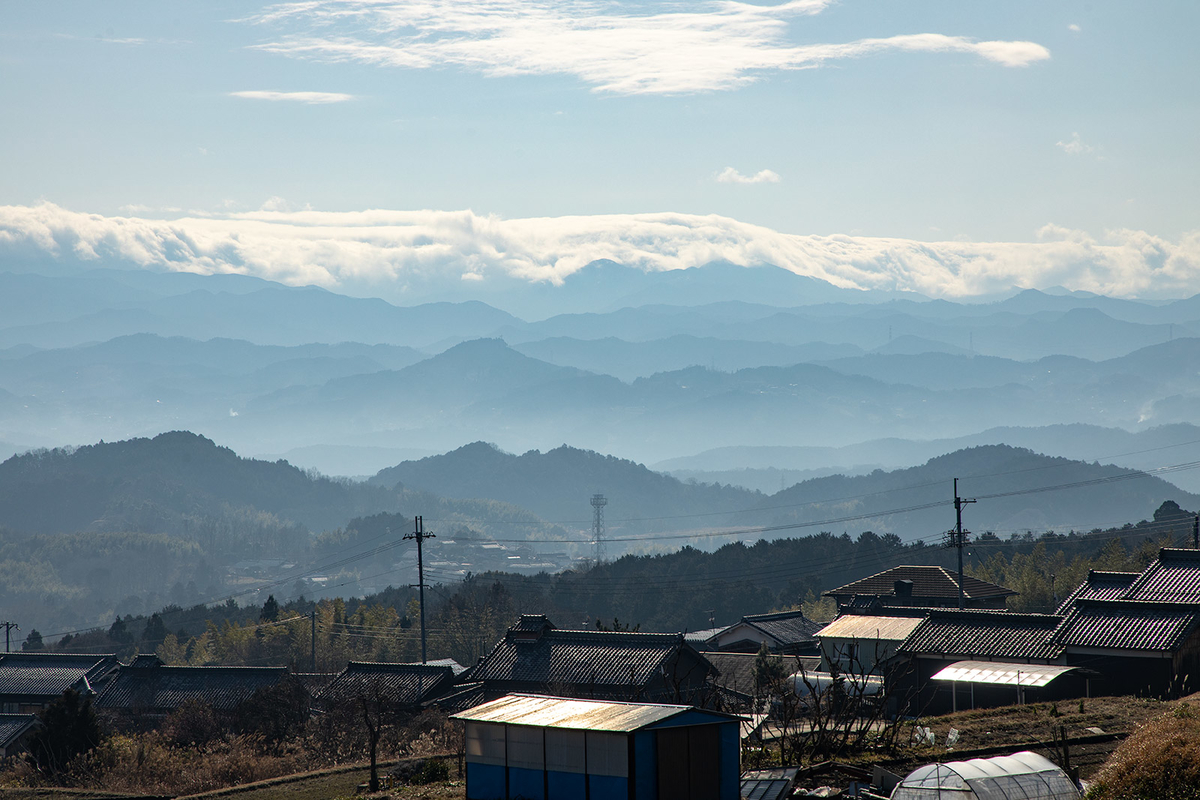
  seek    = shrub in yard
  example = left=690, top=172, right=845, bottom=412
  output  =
left=25, top=688, right=103, bottom=778
left=1088, top=702, right=1200, bottom=800
left=163, top=699, right=223, bottom=748
left=412, top=758, right=451, bottom=784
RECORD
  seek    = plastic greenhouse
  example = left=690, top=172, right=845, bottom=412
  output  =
left=890, top=751, right=1081, bottom=800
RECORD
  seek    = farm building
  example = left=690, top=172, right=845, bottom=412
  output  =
left=452, top=693, right=743, bottom=800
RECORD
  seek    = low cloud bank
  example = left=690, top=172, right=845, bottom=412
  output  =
left=2, top=202, right=1198, bottom=300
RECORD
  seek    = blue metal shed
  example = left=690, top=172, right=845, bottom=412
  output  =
left=452, top=694, right=744, bottom=800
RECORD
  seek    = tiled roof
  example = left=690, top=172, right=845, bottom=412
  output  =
left=95, top=665, right=290, bottom=711
left=1051, top=599, right=1200, bottom=652
left=702, top=652, right=819, bottom=699
left=317, top=662, right=456, bottom=705
left=1055, top=570, right=1139, bottom=614
left=292, top=672, right=339, bottom=696
left=683, top=627, right=727, bottom=645
left=510, top=615, right=556, bottom=633
left=0, top=714, right=39, bottom=749
left=826, top=566, right=1016, bottom=600
left=432, top=681, right=486, bottom=713
left=741, top=611, right=822, bottom=646
left=472, top=623, right=710, bottom=690
left=900, top=610, right=1064, bottom=661
left=0, top=653, right=117, bottom=699
left=1122, top=549, right=1200, bottom=603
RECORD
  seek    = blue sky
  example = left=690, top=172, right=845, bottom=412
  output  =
left=1, top=1, right=1198, bottom=300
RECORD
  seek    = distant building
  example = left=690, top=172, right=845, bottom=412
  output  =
left=467, top=616, right=718, bottom=706
left=702, top=610, right=821, bottom=656
left=95, top=657, right=292, bottom=718
left=453, top=693, right=743, bottom=800
left=824, top=565, right=1017, bottom=610
left=0, top=714, right=40, bottom=758
left=315, top=661, right=459, bottom=708
left=0, top=652, right=118, bottom=714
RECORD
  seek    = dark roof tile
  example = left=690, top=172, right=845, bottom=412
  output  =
left=1052, top=599, right=1200, bottom=652
left=317, top=662, right=456, bottom=705
left=0, top=654, right=117, bottom=699
left=1122, top=549, right=1200, bottom=603
left=95, top=665, right=290, bottom=711
left=900, top=609, right=1063, bottom=661
left=826, top=566, right=1016, bottom=601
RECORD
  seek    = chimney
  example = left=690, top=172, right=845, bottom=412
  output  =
left=894, top=579, right=914, bottom=599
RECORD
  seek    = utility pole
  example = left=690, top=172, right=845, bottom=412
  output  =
left=0, top=622, right=18, bottom=653
left=953, top=478, right=976, bottom=610
left=404, top=516, right=435, bottom=664
left=591, top=494, right=608, bottom=565
left=1193, top=515, right=1198, bottom=549
left=310, top=609, right=317, bottom=672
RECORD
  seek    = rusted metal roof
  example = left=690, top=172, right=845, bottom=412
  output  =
left=825, top=566, right=1016, bottom=600
left=900, top=610, right=1064, bottom=661
left=930, top=661, right=1080, bottom=688
left=1051, top=599, right=1200, bottom=652
left=452, top=694, right=697, bottom=732
left=816, top=614, right=925, bottom=642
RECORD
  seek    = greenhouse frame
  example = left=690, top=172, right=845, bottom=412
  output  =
left=889, top=751, right=1081, bottom=800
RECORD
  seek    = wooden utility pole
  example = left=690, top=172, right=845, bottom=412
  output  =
left=404, top=516, right=435, bottom=663
left=953, top=478, right=976, bottom=610
left=0, top=622, right=18, bottom=653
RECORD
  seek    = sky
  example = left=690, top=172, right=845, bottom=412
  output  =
left=2, top=1, right=1198, bottom=300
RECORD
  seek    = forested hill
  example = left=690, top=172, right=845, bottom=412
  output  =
left=370, top=441, right=762, bottom=525
left=738, top=444, right=1200, bottom=540
left=0, top=431, right=397, bottom=535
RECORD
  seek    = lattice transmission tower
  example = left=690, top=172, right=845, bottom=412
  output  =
left=591, top=493, right=608, bottom=565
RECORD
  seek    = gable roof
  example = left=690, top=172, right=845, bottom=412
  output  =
left=0, top=653, right=117, bottom=699
left=736, top=611, right=822, bottom=646
left=816, top=614, right=925, bottom=642
left=703, top=651, right=820, bottom=700
left=316, top=662, right=456, bottom=705
left=899, top=609, right=1064, bottom=661
left=470, top=618, right=712, bottom=690
left=0, top=713, right=39, bottom=751
left=1051, top=599, right=1200, bottom=653
left=826, top=566, right=1016, bottom=601
left=95, top=664, right=290, bottom=711
left=1055, top=570, right=1139, bottom=614
left=1122, top=548, right=1200, bottom=603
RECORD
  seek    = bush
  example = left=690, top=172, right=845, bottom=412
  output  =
left=26, top=688, right=102, bottom=778
left=163, top=699, right=223, bottom=748
left=1088, top=702, right=1200, bottom=800
left=412, top=758, right=450, bottom=784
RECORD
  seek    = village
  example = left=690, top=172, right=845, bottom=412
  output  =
left=2, top=542, right=1198, bottom=799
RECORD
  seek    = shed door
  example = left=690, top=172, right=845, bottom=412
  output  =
left=656, top=727, right=719, bottom=800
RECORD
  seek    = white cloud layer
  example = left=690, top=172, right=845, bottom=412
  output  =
left=717, top=167, right=781, bottom=184
left=1056, top=132, right=1097, bottom=156
left=229, top=90, right=355, bottom=104
left=3, top=203, right=1199, bottom=301
left=245, top=1, right=1050, bottom=95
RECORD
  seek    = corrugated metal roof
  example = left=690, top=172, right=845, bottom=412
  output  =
left=0, top=654, right=116, bottom=698
left=1052, top=599, right=1200, bottom=652
left=816, top=614, right=925, bottom=641
left=452, top=694, right=692, bottom=732
left=1123, top=548, right=1200, bottom=603
left=900, top=610, right=1064, bottom=661
left=825, top=566, right=1016, bottom=600
left=95, top=665, right=290, bottom=711
left=930, top=661, right=1079, bottom=688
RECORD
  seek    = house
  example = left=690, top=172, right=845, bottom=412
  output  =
left=316, top=661, right=458, bottom=707
left=0, top=714, right=40, bottom=758
left=0, top=653, right=118, bottom=714
left=702, top=610, right=821, bottom=656
left=824, top=566, right=1016, bottom=610
left=467, top=616, right=718, bottom=706
left=814, top=612, right=925, bottom=676
left=94, top=658, right=292, bottom=718
left=452, top=693, right=744, bottom=800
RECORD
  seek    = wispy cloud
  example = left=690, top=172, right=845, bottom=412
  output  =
left=717, top=167, right=781, bottom=184
left=1056, top=132, right=1097, bottom=156
left=1068, top=23, right=1081, bottom=32
left=244, top=1, right=1050, bottom=95
left=3, top=203, right=1198, bottom=300
left=229, top=90, right=355, bottom=104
